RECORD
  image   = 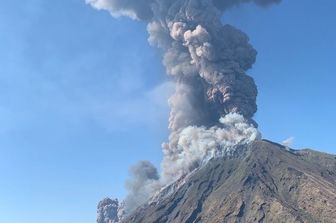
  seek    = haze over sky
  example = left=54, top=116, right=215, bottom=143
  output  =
left=0, top=0, right=335, bottom=222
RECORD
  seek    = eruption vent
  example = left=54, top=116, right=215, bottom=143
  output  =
left=88, top=0, right=282, bottom=215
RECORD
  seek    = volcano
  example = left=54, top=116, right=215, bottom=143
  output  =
left=122, top=140, right=336, bottom=223
left=89, top=2, right=336, bottom=222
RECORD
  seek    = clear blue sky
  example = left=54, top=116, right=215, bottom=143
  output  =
left=0, top=0, right=335, bottom=222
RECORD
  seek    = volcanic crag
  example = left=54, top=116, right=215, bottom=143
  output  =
left=123, top=140, right=336, bottom=223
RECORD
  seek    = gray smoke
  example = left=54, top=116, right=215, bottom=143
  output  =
left=124, top=161, right=161, bottom=211
left=88, top=0, right=281, bottom=216
left=97, top=198, right=124, bottom=223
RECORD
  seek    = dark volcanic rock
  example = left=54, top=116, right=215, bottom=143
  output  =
left=124, top=140, right=336, bottom=223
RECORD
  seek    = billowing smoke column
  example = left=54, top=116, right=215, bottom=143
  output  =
left=88, top=0, right=281, bottom=216
left=124, top=161, right=160, bottom=211
left=97, top=198, right=125, bottom=223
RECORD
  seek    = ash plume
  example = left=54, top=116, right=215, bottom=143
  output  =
left=124, top=161, right=161, bottom=211
left=88, top=0, right=282, bottom=216
left=97, top=198, right=124, bottom=223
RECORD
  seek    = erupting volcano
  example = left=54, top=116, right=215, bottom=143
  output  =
left=87, top=1, right=336, bottom=222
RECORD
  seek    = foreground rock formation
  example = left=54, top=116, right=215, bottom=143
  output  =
left=122, top=140, right=336, bottom=223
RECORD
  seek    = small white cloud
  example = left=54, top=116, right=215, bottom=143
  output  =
left=282, top=137, right=295, bottom=147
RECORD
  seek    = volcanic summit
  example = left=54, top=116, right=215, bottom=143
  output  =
left=123, top=140, right=336, bottom=223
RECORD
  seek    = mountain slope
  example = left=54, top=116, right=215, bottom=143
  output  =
left=124, top=140, right=336, bottom=223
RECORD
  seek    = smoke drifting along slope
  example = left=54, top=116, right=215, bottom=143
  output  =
left=124, top=161, right=161, bottom=211
left=88, top=0, right=281, bottom=216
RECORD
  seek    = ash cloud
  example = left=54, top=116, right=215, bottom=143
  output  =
left=88, top=0, right=282, bottom=218
left=124, top=161, right=161, bottom=211
left=97, top=198, right=124, bottom=223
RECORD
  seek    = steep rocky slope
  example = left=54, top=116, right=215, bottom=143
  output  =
left=124, top=140, right=336, bottom=223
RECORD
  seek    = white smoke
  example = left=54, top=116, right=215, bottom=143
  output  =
left=86, top=0, right=154, bottom=20
left=161, top=113, right=261, bottom=183
left=282, top=136, right=295, bottom=147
